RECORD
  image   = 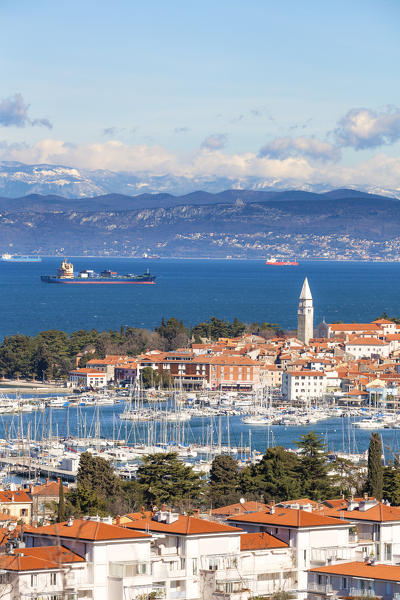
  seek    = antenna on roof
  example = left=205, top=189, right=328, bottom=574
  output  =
left=239, top=498, right=245, bottom=505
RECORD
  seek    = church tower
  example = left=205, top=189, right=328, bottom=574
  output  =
left=297, top=277, right=314, bottom=345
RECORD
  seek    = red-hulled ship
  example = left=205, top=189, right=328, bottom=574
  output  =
left=265, top=258, right=298, bottom=266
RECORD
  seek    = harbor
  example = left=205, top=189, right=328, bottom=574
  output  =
left=1, top=387, right=400, bottom=485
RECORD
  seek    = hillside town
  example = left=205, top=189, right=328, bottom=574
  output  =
left=0, top=279, right=400, bottom=598
left=68, top=278, right=400, bottom=417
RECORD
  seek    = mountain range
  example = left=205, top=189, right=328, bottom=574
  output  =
left=1, top=183, right=400, bottom=259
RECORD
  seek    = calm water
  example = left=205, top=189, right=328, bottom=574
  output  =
left=1, top=405, right=400, bottom=456
left=1, top=258, right=400, bottom=339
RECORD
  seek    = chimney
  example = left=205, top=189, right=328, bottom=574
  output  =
left=116, top=515, right=121, bottom=526
left=270, top=506, right=275, bottom=514
left=67, top=517, right=74, bottom=527
left=193, top=509, right=200, bottom=516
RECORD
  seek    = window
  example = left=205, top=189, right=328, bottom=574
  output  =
left=192, top=558, right=198, bottom=575
left=208, top=558, right=219, bottom=571
left=31, top=574, right=38, bottom=587
left=50, top=572, right=57, bottom=585
left=385, top=543, right=392, bottom=561
left=136, top=563, right=148, bottom=575
left=342, top=577, right=348, bottom=589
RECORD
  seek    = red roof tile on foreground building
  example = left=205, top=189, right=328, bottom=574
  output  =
left=0, top=545, right=84, bottom=571
left=240, top=531, right=288, bottom=551
left=124, top=514, right=240, bottom=535
left=25, top=519, right=151, bottom=541
left=309, top=561, right=400, bottom=582
left=228, top=507, right=349, bottom=528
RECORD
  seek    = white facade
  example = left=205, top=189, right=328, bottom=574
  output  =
left=282, top=371, right=327, bottom=402
left=69, top=369, right=107, bottom=388
left=345, top=339, right=390, bottom=360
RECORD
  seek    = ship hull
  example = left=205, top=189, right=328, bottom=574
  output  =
left=41, top=277, right=155, bottom=284
left=265, top=261, right=298, bottom=266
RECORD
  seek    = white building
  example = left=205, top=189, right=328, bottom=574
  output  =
left=344, top=337, right=390, bottom=360
left=282, top=370, right=327, bottom=402
left=227, top=506, right=351, bottom=595
left=69, top=368, right=107, bottom=388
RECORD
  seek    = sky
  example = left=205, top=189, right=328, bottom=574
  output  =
left=1, top=0, right=400, bottom=194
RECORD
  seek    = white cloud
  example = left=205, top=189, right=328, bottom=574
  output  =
left=334, top=107, right=400, bottom=149
left=259, top=136, right=340, bottom=162
left=0, top=138, right=400, bottom=196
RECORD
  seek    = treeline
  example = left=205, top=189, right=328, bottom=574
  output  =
left=0, top=317, right=283, bottom=380
left=57, top=432, right=399, bottom=520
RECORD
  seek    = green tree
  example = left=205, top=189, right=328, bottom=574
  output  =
left=383, top=459, right=400, bottom=505
left=240, top=446, right=301, bottom=502
left=330, top=457, right=366, bottom=497
left=209, top=454, right=240, bottom=507
left=141, top=366, right=160, bottom=389
left=366, top=433, right=383, bottom=500
left=136, top=452, right=204, bottom=509
left=77, top=452, right=121, bottom=499
left=296, top=432, right=333, bottom=500
left=57, top=479, right=66, bottom=522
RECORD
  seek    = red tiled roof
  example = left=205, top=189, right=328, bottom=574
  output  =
left=0, top=490, right=32, bottom=503
left=25, top=519, right=151, bottom=541
left=124, top=515, right=240, bottom=535
left=240, top=531, right=288, bottom=551
left=329, top=324, right=381, bottom=331
left=0, top=545, right=84, bottom=571
left=211, top=501, right=270, bottom=516
left=228, top=507, right=349, bottom=528
left=309, top=561, right=400, bottom=582
left=320, top=502, right=400, bottom=522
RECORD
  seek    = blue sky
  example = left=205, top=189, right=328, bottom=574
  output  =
left=1, top=0, right=400, bottom=193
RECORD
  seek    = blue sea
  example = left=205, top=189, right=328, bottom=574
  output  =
left=1, top=258, right=400, bottom=340
left=1, top=257, right=400, bottom=456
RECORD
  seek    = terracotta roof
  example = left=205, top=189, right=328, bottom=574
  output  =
left=228, top=507, right=349, bottom=528
left=321, top=502, right=400, bottom=522
left=309, top=561, right=400, bottom=582
left=240, top=531, right=288, bottom=551
left=25, top=519, right=151, bottom=541
left=346, top=337, right=388, bottom=346
left=287, top=370, right=325, bottom=377
left=70, top=368, right=106, bottom=375
left=0, top=545, right=84, bottom=571
left=31, top=480, right=68, bottom=497
left=0, top=490, right=32, bottom=503
left=124, top=515, right=240, bottom=535
left=329, top=324, right=381, bottom=331
left=211, top=501, right=270, bottom=516
left=372, top=319, right=395, bottom=324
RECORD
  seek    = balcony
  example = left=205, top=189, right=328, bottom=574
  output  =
left=348, top=588, right=376, bottom=598
left=310, top=547, right=354, bottom=566
left=109, top=561, right=151, bottom=580
left=308, top=581, right=334, bottom=595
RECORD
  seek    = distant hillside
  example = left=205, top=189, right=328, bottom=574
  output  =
left=1, top=188, right=400, bottom=259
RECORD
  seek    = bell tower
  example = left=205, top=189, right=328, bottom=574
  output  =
left=297, top=277, right=314, bottom=345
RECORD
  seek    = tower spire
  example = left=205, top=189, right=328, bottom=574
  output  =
left=297, top=277, right=314, bottom=345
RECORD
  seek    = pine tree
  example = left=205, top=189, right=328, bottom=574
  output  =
left=209, top=455, right=240, bottom=507
left=296, top=431, right=333, bottom=500
left=366, top=433, right=383, bottom=500
left=57, top=479, right=65, bottom=523
left=240, top=446, right=301, bottom=502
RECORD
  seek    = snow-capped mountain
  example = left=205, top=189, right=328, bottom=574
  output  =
left=1, top=161, right=398, bottom=199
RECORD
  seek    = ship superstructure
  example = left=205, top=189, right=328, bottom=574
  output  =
left=41, top=260, right=156, bottom=284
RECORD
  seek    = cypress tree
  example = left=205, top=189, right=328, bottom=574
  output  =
left=366, top=433, right=383, bottom=500
left=57, top=479, right=65, bottom=523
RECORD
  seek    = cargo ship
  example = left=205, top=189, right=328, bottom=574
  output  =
left=265, top=258, right=298, bottom=266
left=41, top=260, right=156, bottom=284
left=1, top=253, right=42, bottom=262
